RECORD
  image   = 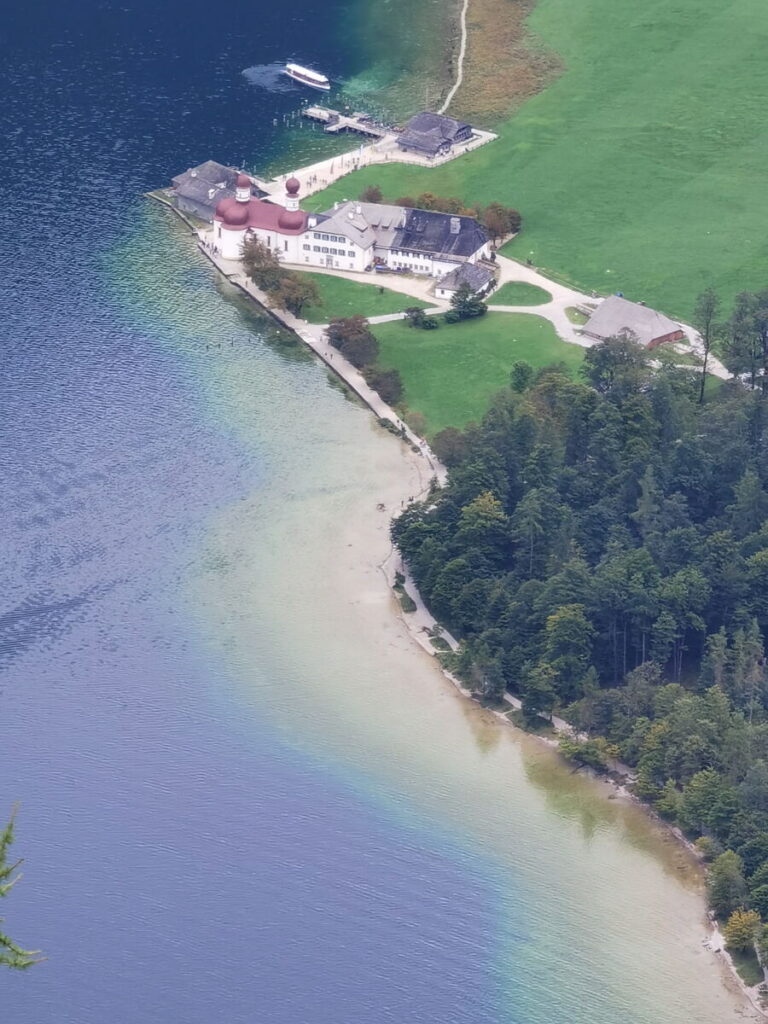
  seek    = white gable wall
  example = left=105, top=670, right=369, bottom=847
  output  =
left=297, top=228, right=373, bottom=272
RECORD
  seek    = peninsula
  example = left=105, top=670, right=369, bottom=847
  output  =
left=149, top=3, right=768, bottom=1014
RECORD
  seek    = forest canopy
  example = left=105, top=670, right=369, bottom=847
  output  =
left=393, top=337, right=768, bottom=937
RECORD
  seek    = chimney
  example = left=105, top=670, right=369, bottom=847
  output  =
left=348, top=210, right=355, bottom=219
left=450, top=217, right=461, bottom=234
left=356, top=204, right=362, bottom=215
left=308, top=215, right=317, bottom=228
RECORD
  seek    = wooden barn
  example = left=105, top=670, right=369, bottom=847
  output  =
left=582, top=295, right=685, bottom=349
left=396, top=112, right=473, bottom=158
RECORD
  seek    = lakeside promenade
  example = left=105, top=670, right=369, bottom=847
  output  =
left=256, top=128, right=497, bottom=204
left=197, top=240, right=447, bottom=484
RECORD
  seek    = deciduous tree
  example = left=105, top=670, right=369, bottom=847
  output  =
left=431, top=427, right=469, bottom=467
left=522, top=662, right=556, bottom=721
left=708, top=851, right=747, bottom=918
left=724, top=908, right=760, bottom=950
left=241, top=235, right=284, bottom=292
left=581, top=334, right=651, bottom=397
left=267, top=272, right=320, bottom=317
left=363, top=367, right=403, bottom=405
left=359, top=184, right=383, bottom=203
left=326, top=316, right=379, bottom=368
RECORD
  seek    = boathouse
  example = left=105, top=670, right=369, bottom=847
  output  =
left=582, top=295, right=685, bottom=349
left=172, top=161, right=262, bottom=222
left=397, top=112, right=473, bottom=157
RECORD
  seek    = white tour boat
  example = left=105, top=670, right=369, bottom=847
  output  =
left=283, top=63, right=331, bottom=91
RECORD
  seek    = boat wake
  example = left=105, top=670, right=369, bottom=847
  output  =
left=241, top=63, right=296, bottom=93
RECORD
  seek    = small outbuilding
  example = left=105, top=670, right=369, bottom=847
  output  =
left=435, top=262, right=494, bottom=300
left=396, top=111, right=473, bottom=158
left=582, top=295, right=685, bottom=349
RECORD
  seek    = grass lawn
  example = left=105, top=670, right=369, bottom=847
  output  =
left=492, top=281, right=551, bottom=306
left=728, top=947, right=764, bottom=987
left=565, top=307, right=590, bottom=325
left=307, top=0, right=768, bottom=320
left=373, top=312, right=584, bottom=434
left=300, top=272, right=428, bottom=324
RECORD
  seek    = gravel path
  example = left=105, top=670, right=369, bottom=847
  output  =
left=439, top=0, right=470, bottom=115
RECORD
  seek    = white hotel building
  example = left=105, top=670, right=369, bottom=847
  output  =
left=208, top=173, right=491, bottom=279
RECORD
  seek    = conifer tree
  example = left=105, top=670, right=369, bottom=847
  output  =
left=1, top=810, right=43, bottom=970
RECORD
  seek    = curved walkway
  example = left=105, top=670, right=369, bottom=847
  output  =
left=439, top=0, right=470, bottom=115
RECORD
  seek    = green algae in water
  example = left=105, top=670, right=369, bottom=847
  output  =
left=340, top=0, right=458, bottom=118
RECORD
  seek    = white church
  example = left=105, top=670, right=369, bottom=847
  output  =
left=204, top=172, right=492, bottom=280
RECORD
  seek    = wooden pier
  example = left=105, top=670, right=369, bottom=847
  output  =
left=302, top=106, right=391, bottom=139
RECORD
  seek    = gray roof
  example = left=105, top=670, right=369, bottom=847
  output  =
left=313, top=202, right=397, bottom=250
left=397, top=111, right=471, bottom=155
left=396, top=208, right=487, bottom=258
left=583, top=295, right=683, bottom=347
left=438, top=263, right=493, bottom=292
left=171, top=161, right=239, bottom=209
left=316, top=201, right=488, bottom=259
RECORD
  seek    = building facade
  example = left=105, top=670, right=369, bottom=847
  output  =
left=212, top=178, right=491, bottom=278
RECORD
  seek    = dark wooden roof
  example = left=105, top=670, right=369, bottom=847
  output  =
left=397, top=112, right=472, bottom=155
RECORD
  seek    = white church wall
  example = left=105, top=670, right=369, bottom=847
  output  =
left=218, top=226, right=244, bottom=260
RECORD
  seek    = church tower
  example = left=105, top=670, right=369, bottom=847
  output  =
left=278, top=176, right=304, bottom=230
left=235, top=173, right=251, bottom=203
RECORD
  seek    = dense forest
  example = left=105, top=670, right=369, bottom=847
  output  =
left=392, top=327, right=768, bottom=963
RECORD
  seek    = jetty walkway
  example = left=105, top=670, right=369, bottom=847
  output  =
left=302, top=106, right=390, bottom=139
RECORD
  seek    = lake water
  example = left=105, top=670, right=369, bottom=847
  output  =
left=0, top=2, right=750, bottom=1022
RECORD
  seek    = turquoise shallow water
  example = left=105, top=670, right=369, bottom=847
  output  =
left=0, top=2, right=750, bottom=1022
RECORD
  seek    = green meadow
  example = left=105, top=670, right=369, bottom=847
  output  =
left=300, top=272, right=427, bottom=324
left=308, top=0, right=768, bottom=320
left=491, top=281, right=551, bottom=306
left=373, top=313, right=584, bottom=434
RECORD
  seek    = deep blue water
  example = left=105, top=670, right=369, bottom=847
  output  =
left=0, top=3, right=509, bottom=1022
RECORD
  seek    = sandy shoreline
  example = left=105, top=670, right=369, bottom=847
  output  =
left=371, top=439, right=766, bottom=1019
left=361, top=436, right=763, bottom=1021
left=172, top=201, right=761, bottom=1021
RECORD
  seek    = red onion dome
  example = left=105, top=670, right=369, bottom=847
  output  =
left=278, top=208, right=305, bottom=230
left=215, top=196, right=249, bottom=227
left=285, top=176, right=301, bottom=196
left=236, top=172, right=252, bottom=189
